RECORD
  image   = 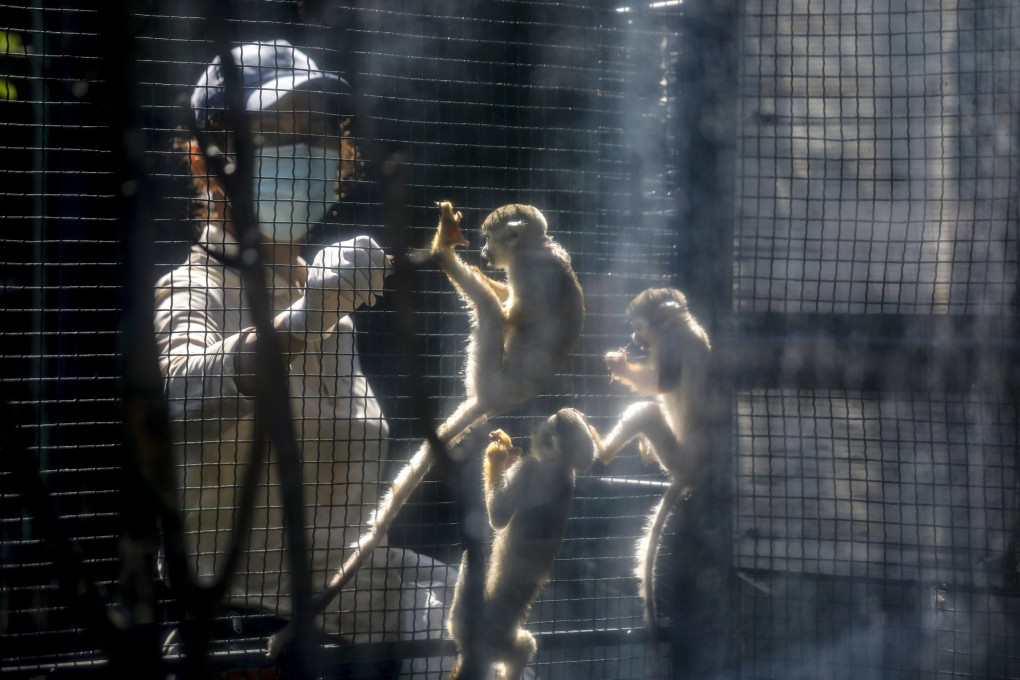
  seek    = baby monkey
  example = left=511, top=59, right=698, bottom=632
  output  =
left=448, top=408, right=596, bottom=680
left=268, top=202, right=584, bottom=652
left=600, top=287, right=712, bottom=643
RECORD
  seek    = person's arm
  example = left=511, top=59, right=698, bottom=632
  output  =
left=157, top=236, right=389, bottom=402
left=230, top=315, right=308, bottom=396
left=154, top=263, right=258, bottom=425
left=270, top=235, right=389, bottom=352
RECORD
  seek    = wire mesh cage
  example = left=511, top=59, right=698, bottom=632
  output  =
left=1, top=1, right=1018, bottom=679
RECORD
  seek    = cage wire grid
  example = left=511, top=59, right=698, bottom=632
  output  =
left=1, top=1, right=1018, bottom=679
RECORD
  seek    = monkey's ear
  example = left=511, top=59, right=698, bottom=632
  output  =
left=505, top=220, right=526, bottom=238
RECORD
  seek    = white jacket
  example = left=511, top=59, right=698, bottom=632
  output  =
left=153, top=225, right=455, bottom=649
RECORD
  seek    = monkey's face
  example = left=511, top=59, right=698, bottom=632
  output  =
left=537, top=408, right=596, bottom=472
left=479, top=219, right=524, bottom=269
left=629, top=315, right=659, bottom=353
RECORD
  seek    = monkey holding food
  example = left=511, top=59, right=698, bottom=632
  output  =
left=274, top=201, right=585, bottom=645
left=448, top=408, right=597, bottom=680
left=599, top=287, right=712, bottom=643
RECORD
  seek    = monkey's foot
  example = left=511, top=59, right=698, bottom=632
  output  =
left=595, top=445, right=617, bottom=466
left=637, top=436, right=657, bottom=464
left=436, top=200, right=469, bottom=249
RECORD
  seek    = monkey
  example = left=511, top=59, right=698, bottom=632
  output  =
left=599, top=287, right=712, bottom=644
left=268, top=201, right=584, bottom=656
left=429, top=201, right=586, bottom=416
left=447, top=408, right=597, bottom=680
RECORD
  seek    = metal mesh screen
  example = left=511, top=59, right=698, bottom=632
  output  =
left=733, top=1, right=1020, bottom=315
left=1, top=1, right=1018, bottom=679
left=732, top=389, right=1019, bottom=678
left=735, top=390, right=1017, bottom=584
left=726, top=3, right=1020, bottom=678
left=1, top=2, right=688, bottom=678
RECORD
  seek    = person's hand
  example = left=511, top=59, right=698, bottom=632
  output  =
left=280, top=236, right=390, bottom=341
left=341, top=235, right=390, bottom=309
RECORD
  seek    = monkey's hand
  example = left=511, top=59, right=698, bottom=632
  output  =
left=432, top=200, right=469, bottom=252
left=605, top=350, right=630, bottom=381
left=485, top=429, right=519, bottom=481
left=606, top=350, right=660, bottom=394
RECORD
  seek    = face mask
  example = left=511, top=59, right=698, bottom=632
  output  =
left=253, top=143, right=341, bottom=242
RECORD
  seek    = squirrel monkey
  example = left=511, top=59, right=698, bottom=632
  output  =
left=448, top=409, right=596, bottom=680
left=269, top=202, right=584, bottom=652
left=600, top=287, right=712, bottom=644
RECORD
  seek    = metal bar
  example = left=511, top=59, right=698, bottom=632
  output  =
left=720, top=312, right=1020, bottom=394
left=7, top=628, right=662, bottom=677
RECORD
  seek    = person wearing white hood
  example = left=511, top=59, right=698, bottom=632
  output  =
left=154, top=40, right=454, bottom=676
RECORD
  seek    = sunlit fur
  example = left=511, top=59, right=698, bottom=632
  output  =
left=599, top=287, right=712, bottom=644
left=448, top=409, right=596, bottom=680
left=287, top=202, right=584, bottom=638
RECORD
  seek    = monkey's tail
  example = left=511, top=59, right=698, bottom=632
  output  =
left=268, top=399, right=489, bottom=659
left=637, top=481, right=684, bottom=646
left=341, top=398, right=487, bottom=586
